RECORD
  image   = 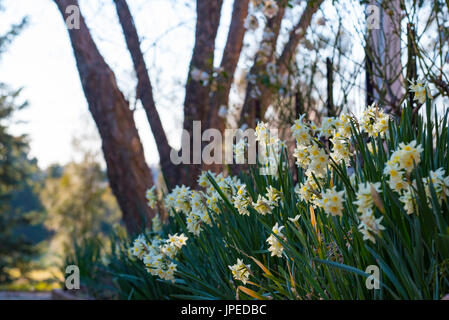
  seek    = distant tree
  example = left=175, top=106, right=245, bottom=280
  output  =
left=40, top=155, right=122, bottom=259
left=0, top=7, right=45, bottom=283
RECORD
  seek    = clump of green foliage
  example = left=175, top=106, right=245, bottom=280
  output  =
left=70, top=95, right=449, bottom=300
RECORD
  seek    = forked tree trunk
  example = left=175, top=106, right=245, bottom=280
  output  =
left=54, top=0, right=154, bottom=234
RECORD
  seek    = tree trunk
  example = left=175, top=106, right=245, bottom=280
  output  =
left=383, top=0, right=403, bottom=114
left=366, top=0, right=403, bottom=115
left=203, top=0, right=249, bottom=174
left=181, top=0, right=223, bottom=185
left=113, top=0, right=180, bottom=190
left=207, top=0, right=249, bottom=134
left=53, top=0, right=154, bottom=234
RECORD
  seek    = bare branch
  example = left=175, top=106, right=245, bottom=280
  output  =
left=277, top=0, right=324, bottom=75
left=114, top=0, right=179, bottom=189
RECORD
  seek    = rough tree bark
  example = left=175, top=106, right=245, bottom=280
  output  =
left=202, top=0, right=249, bottom=174
left=207, top=0, right=249, bottom=134
left=382, top=0, right=403, bottom=114
left=113, top=0, right=180, bottom=190
left=181, top=0, right=224, bottom=185
left=366, top=0, right=403, bottom=115
left=53, top=0, right=154, bottom=234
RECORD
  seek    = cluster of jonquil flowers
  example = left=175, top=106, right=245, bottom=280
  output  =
left=159, top=170, right=287, bottom=284
left=164, top=171, right=247, bottom=236
left=146, top=186, right=163, bottom=232
left=234, top=121, right=286, bottom=179
left=266, top=223, right=286, bottom=258
left=232, top=123, right=287, bottom=262
left=133, top=80, right=443, bottom=285
left=287, top=104, right=393, bottom=247
left=229, top=223, right=289, bottom=285
left=232, top=182, right=282, bottom=219
left=291, top=112, right=354, bottom=214
left=383, top=141, right=449, bottom=215
left=226, top=108, right=392, bottom=284
left=127, top=187, right=189, bottom=282
left=352, top=80, right=437, bottom=242
left=354, top=182, right=385, bottom=243
left=287, top=99, right=448, bottom=245
left=128, top=232, right=188, bottom=282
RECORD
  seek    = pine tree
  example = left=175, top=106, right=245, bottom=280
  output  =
left=0, top=7, right=43, bottom=284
